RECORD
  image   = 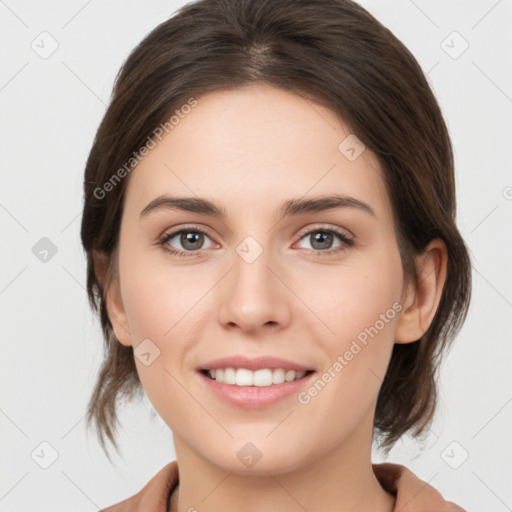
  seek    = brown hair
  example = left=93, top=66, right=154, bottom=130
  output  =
left=81, top=0, right=472, bottom=460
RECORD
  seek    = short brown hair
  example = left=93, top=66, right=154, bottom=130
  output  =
left=81, top=0, right=472, bottom=460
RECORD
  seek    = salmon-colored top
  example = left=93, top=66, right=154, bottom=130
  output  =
left=100, top=460, right=466, bottom=512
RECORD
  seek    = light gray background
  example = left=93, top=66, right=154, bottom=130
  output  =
left=1, top=1, right=511, bottom=511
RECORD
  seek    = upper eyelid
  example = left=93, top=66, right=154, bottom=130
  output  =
left=162, top=223, right=213, bottom=237
left=295, top=223, right=353, bottom=239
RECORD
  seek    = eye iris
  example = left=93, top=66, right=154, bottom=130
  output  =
left=181, top=231, right=204, bottom=250
left=311, top=231, right=333, bottom=250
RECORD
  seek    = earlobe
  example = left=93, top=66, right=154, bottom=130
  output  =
left=394, top=239, right=448, bottom=344
left=93, top=249, right=133, bottom=347
left=105, top=282, right=133, bottom=347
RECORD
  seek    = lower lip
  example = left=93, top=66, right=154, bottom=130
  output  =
left=197, top=370, right=315, bottom=409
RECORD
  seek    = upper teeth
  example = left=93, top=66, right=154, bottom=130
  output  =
left=207, top=368, right=307, bottom=386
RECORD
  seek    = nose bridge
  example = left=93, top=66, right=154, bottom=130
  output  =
left=232, top=233, right=276, bottom=303
left=217, top=232, right=290, bottom=331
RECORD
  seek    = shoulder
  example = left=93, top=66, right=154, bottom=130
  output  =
left=100, top=461, right=179, bottom=512
left=372, top=462, right=466, bottom=512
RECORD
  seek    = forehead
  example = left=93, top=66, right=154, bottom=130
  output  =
left=124, top=84, right=391, bottom=221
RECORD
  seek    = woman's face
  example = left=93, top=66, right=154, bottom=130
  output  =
left=108, top=84, right=409, bottom=473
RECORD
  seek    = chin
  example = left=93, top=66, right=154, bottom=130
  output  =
left=202, top=438, right=312, bottom=476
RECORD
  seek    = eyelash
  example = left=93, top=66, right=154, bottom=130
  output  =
left=158, top=224, right=354, bottom=259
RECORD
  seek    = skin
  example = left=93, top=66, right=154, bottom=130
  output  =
left=95, top=84, right=448, bottom=512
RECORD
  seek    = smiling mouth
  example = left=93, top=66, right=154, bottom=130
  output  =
left=199, top=368, right=315, bottom=387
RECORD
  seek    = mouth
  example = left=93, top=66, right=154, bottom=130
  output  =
left=197, top=367, right=316, bottom=409
left=199, top=368, right=315, bottom=387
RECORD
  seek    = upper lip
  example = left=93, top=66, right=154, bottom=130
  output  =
left=198, top=355, right=314, bottom=372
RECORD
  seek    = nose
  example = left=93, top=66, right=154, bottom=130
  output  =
left=217, top=240, right=292, bottom=334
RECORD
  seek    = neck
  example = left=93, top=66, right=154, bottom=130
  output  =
left=169, top=427, right=395, bottom=512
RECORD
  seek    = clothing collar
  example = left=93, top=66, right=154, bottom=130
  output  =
left=100, top=460, right=465, bottom=512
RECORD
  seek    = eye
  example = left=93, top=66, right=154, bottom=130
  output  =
left=294, top=226, right=354, bottom=256
left=159, top=224, right=354, bottom=258
left=159, top=226, right=215, bottom=257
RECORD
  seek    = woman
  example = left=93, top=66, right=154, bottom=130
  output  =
left=80, top=0, right=471, bottom=510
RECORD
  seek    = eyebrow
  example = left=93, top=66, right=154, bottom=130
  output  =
left=139, top=194, right=377, bottom=220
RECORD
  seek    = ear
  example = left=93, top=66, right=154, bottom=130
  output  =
left=93, top=249, right=132, bottom=347
left=395, top=239, right=448, bottom=344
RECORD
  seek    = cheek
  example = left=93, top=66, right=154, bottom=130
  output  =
left=119, top=262, right=204, bottom=415
left=289, top=262, right=402, bottom=440
left=292, top=249, right=403, bottom=409
left=120, top=251, right=206, bottom=342
left=293, top=255, right=403, bottom=347
left=118, top=255, right=216, bottom=397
